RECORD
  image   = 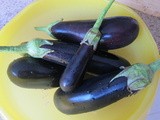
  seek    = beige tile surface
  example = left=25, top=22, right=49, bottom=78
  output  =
left=0, top=0, right=160, bottom=120
left=135, top=10, right=160, bottom=50
left=0, top=0, right=33, bottom=29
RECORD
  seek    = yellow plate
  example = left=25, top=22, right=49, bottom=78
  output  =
left=0, top=0, right=159, bottom=120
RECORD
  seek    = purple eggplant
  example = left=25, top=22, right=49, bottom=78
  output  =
left=41, top=41, right=130, bottom=75
left=59, top=44, right=94, bottom=92
left=35, top=17, right=139, bottom=51
left=59, top=0, right=115, bottom=92
left=54, top=70, right=131, bottom=114
left=54, top=59, right=159, bottom=114
left=7, top=57, right=65, bottom=88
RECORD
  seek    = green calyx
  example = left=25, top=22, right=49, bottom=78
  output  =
left=80, top=28, right=101, bottom=50
left=35, top=19, right=63, bottom=39
left=0, top=38, right=54, bottom=58
left=80, top=0, right=115, bottom=50
left=110, top=59, right=160, bottom=92
left=110, top=61, right=158, bottom=92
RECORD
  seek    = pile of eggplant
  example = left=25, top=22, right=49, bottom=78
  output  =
left=0, top=0, right=159, bottom=115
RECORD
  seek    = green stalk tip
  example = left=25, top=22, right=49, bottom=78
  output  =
left=35, top=19, right=63, bottom=39
left=93, top=0, right=115, bottom=29
left=148, top=59, right=160, bottom=73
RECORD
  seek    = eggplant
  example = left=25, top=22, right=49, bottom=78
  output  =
left=7, top=57, right=65, bottom=88
left=54, top=70, right=129, bottom=114
left=42, top=41, right=130, bottom=75
left=35, top=17, right=139, bottom=51
left=59, top=0, right=115, bottom=92
left=59, top=44, right=94, bottom=92
left=7, top=57, right=95, bottom=89
left=1, top=39, right=130, bottom=76
left=54, top=59, right=158, bottom=114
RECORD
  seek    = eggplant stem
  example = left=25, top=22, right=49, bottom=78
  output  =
left=35, top=19, right=63, bottom=39
left=0, top=39, right=54, bottom=58
left=80, top=0, right=115, bottom=50
left=93, top=0, right=115, bottom=29
left=148, top=59, right=160, bottom=73
left=109, top=63, right=155, bottom=91
left=0, top=44, right=27, bottom=53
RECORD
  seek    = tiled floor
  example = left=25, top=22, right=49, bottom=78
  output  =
left=0, top=0, right=160, bottom=120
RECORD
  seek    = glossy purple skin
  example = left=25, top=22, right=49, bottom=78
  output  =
left=54, top=70, right=136, bottom=114
left=7, top=57, right=65, bottom=88
left=51, top=16, right=139, bottom=50
left=60, top=44, right=94, bottom=92
left=7, top=57, right=95, bottom=89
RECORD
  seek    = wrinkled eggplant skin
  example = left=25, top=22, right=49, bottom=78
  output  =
left=54, top=70, right=133, bottom=114
left=60, top=44, right=94, bottom=92
left=7, top=57, right=65, bottom=88
left=42, top=41, right=130, bottom=75
left=51, top=17, right=139, bottom=50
